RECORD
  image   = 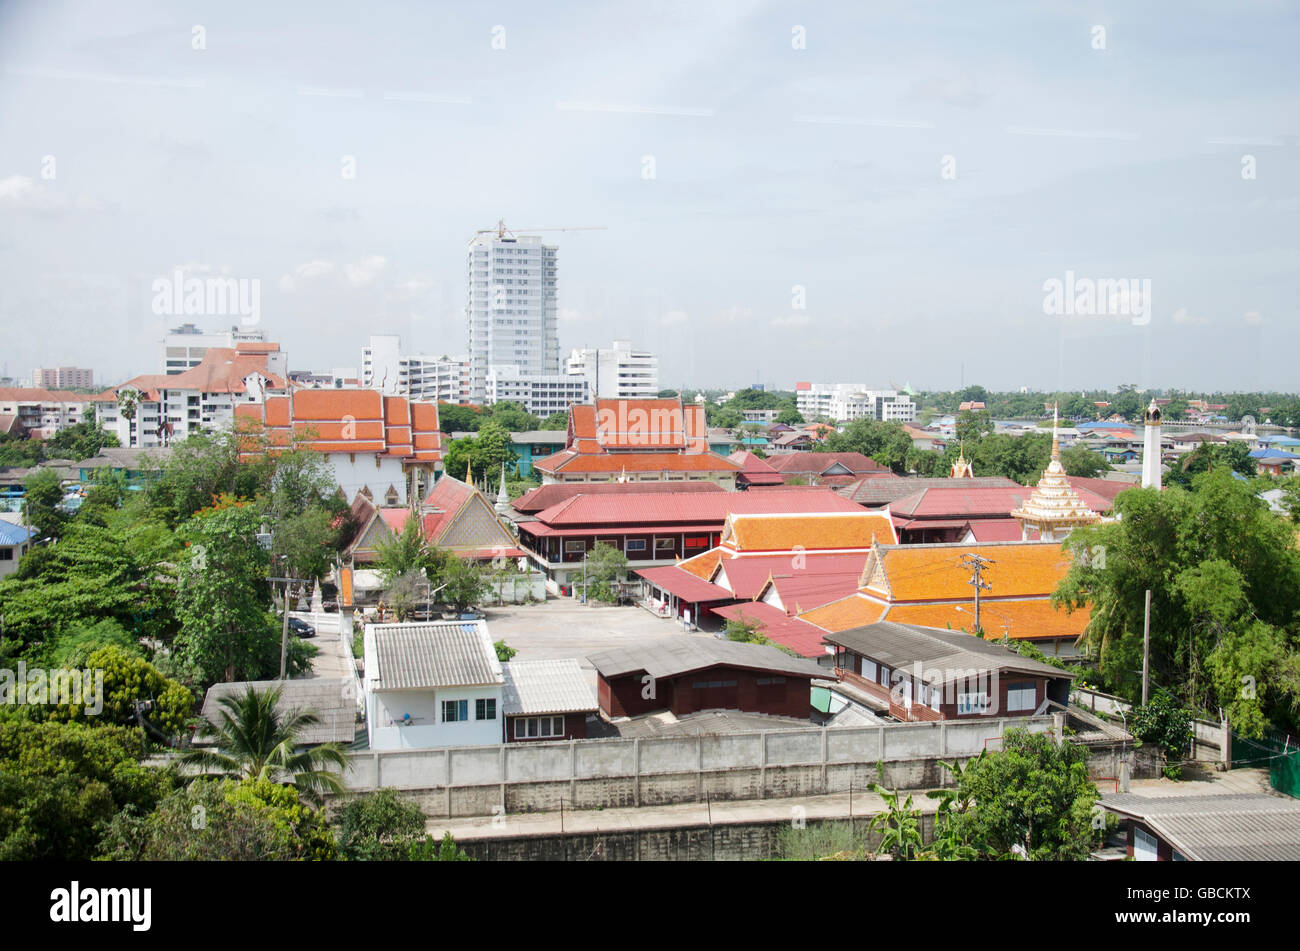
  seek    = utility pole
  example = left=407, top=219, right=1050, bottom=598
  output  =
left=960, top=554, right=993, bottom=633
left=1141, top=588, right=1152, bottom=705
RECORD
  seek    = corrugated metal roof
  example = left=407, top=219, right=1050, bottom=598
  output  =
left=588, top=637, right=823, bottom=681
left=0, top=521, right=34, bottom=545
left=822, top=620, right=1067, bottom=680
left=369, top=620, right=503, bottom=690
left=201, top=678, right=357, bottom=745
left=1101, top=793, right=1300, bottom=861
left=501, top=659, right=597, bottom=715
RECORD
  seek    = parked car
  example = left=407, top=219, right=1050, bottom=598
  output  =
left=287, top=617, right=315, bottom=638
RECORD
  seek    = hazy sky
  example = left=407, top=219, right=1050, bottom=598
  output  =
left=1, top=0, right=1297, bottom=393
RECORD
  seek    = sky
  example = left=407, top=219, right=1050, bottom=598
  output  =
left=1, top=0, right=1297, bottom=394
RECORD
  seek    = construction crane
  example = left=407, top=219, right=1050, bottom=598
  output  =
left=475, top=218, right=607, bottom=240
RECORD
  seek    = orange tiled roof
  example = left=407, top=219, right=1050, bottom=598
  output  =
left=798, top=594, right=887, bottom=632
left=94, top=347, right=286, bottom=401
left=884, top=599, right=1091, bottom=641
left=678, top=549, right=724, bottom=579
left=861, top=541, right=1075, bottom=601
left=722, top=511, right=897, bottom=552
left=0, top=387, right=92, bottom=403
left=239, top=390, right=441, bottom=462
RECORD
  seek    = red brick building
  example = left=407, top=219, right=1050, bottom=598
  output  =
left=588, top=639, right=823, bottom=720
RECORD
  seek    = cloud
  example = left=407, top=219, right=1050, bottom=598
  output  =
left=560, top=307, right=586, bottom=323
left=1243, top=310, right=1265, bottom=326
left=0, top=174, right=105, bottom=214
left=345, top=255, right=387, bottom=287
left=769, top=313, right=811, bottom=329
left=659, top=309, right=689, bottom=327
left=279, top=260, right=336, bottom=292
left=390, top=278, right=435, bottom=301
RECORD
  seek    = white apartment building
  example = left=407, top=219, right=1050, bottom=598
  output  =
left=565, top=339, right=659, bottom=399
left=795, top=382, right=916, bottom=423
left=485, top=366, right=588, bottom=418
left=161, top=323, right=268, bottom=375
left=95, top=345, right=288, bottom=448
left=361, top=335, right=470, bottom=403
left=467, top=230, right=559, bottom=403
left=0, top=389, right=92, bottom=439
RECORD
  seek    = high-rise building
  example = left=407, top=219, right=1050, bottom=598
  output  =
left=161, top=323, right=267, bottom=375
left=32, top=366, right=95, bottom=389
left=565, top=340, right=659, bottom=399
left=360, top=335, right=470, bottom=404
left=467, top=230, right=559, bottom=403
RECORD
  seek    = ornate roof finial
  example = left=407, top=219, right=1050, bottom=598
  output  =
left=1051, top=402, right=1061, bottom=462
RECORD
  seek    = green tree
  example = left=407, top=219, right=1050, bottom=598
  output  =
left=494, top=640, right=517, bottom=662
left=582, top=542, right=627, bottom=603
left=866, top=771, right=924, bottom=860
left=485, top=401, right=541, bottom=432
left=1132, top=690, right=1195, bottom=779
left=42, top=645, right=193, bottom=740
left=408, top=829, right=474, bottom=861
left=44, top=419, right=119, bottom=461
left=22, top=468, right=66, bottom=541
left=943, top=729, right=1102, bottom=860
left=174, top=500, right=282, bottom=683
left=437, top=403, right=483, bottom=434
left=0, top=720, right=173, bottom=860
left=539, top=411, right=569, bottom=431
left=374, top=517, right=427, bottom=584
left=1060, top=446, right=1110, bottom=479
left=1055, top=469, right=1300, bottom=735
left=336, top=789, right=427, bottom=861
left=181, top=685, right=349, bottom=801
left=428, top=550, right=487, bottom=614
left=955, top=409, right=993, bottom=445
left=820, top=419, right=913, bottom=474
left=100, top=777, right=337, bottom=861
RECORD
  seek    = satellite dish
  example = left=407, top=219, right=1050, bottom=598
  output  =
left=1241, top=414, right=1257, bottom=435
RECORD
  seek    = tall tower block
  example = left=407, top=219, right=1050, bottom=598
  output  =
left=1142, top=400, right=1162, bottom=490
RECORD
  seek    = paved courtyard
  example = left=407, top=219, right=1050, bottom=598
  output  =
left=479, top=600, right=713, bottom=663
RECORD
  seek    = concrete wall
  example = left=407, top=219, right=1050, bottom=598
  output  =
left=484, top=570, right=546, bottom=604
left=338, top=715, right=1057, bottom=818
left=1072, top=686, right=1227, bottom=762
left=457, top=813, right=939, bottom=862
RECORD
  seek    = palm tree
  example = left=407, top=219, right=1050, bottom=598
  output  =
left=182, top=685, right=349, bottom=800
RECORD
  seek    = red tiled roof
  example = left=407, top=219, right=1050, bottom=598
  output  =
left=636, top=565, right=734, bottom=603
left=726, top=450, right=784, bottom=485
left=0, top=387, right=92, bottom=403
left=837, top=475, right=1015, bottom=506
left=532, top=449, right=741, bottom=474
left=965, top=520, right=1031, bottom=542
left=711, top=602, right=831, bottom=658
left=529, top=486, right=862, bottom=529
left=513, top=480, right=723, bottom=514
left=764, top=451, right=890, bottom=476
left=717, top=552, right=868, bottom=602
left=890, top=483, right=1113, bottom=518
left=94, top=347, right=287, bottom=401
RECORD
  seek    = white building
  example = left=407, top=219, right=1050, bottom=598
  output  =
left=361, top=334, right=470, bottom=403
left=0, top=388, right=92, bottom=439
left=485, top=365, right=589, bottom=418
left=467, top=229, right=559, bottom=403
left=161, top=323, right=268, bottom=375
left=363, top=620, right=505, bottom=750
left=794, top=382, right=915, bottom=423
left=565, top=339, right=659, bottom=399
left=95, top=344, right=289, bottom=448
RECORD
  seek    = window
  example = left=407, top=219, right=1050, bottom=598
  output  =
left=476, top=698, right=496, bottom=720
left=625, top=539, right=646, bottom=551
left=878, top=665, right=890, bottom=688
left=1007, top=682, right=1037, bottom=712
left=756, top=677, right=786, bottom=686
left=691, top=679, right=738, bottom=689
left=514, top=716, right=565, bottom=739
left=1134, top=826, right=1159, bottom=862
left=861, top=659, right=877, bottom=682
left=654, top=538, right=675, bottom=551
left=441, top=699, right=468, bottom=722
left=957, top=693, right=990, bottom=715
left=564, top=540, right=587, bottom=553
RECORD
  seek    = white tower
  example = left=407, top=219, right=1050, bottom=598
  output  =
left=1142, top=400, right=1162, bottom=490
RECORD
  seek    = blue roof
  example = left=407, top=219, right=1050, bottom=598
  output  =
left=1259, top=435, right=1300, bottom=446
left=0, top=521, right=34, bottom=545
left=1251, top=449, right=1299, bottom=460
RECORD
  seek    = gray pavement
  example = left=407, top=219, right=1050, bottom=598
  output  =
left=428, top=788, right=940, bottom=841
